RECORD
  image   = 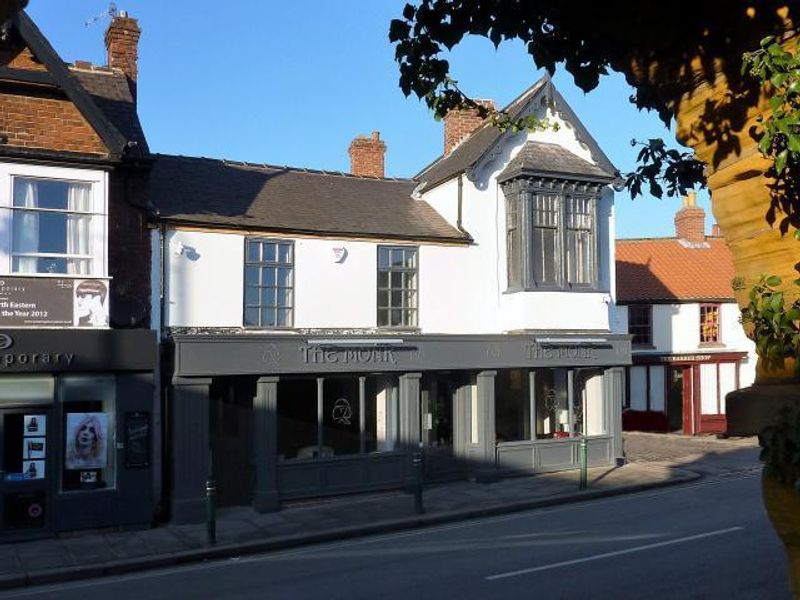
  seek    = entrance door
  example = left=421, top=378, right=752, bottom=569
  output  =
left=422, top=375, right=461, bottom=481
left=666, top=368, right=685, bottom=432
left=210, top=378, right=254, bottom=508
left=0, top=409, right=51, bottom=537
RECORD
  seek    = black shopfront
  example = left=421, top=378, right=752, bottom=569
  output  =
left=0, top=329, right=156, bottom=540
left=167, top=333, right=630, bottom=524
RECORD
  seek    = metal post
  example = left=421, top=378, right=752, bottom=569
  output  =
left=579, top=435, right=588, bottom=490
left=412, top=451, right=425, bottom=514
left=206, top=475, right=217, bottom=544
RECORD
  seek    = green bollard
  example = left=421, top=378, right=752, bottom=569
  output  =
left=579, top=436, right=588, bottom=490
left=206, top=476, right=217, bottom=545
left=412, top=451, right=425, bottom=514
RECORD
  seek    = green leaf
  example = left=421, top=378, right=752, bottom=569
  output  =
left=767, top=275, right=783, bottom=287
left=776, top=148, right=789, bottom=174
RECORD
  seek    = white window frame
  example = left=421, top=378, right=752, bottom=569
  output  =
left=0, top=163, right=108, bottom=278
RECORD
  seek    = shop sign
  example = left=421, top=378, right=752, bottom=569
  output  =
left=0, top=277, right=109, bottom=328
left=658, top=354, right=712, bottom=363
left=300, top=345, right=400, bottom=365
left=526, top=343, right=595, bottom=360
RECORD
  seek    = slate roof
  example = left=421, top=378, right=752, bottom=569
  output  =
left=416, top=77, right=617, bottom=192
left=616, top=237, right=736, bottom=303
left=70, top=67, right=149, bottom=157
left=498, top=141, right=616, bottom=183
left=149, top=154, right=469, bottom=242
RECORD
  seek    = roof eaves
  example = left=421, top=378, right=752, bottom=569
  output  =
left=15, top=12, right=128, bottom=158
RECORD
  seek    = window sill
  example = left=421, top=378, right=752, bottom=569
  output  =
left=376, top=326, right=421, bottom=333
left=503, top=287, right=609, bottom=295
left=699, top=342, right=726, bottom=349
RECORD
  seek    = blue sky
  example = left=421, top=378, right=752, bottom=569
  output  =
left=28, top=0, right=713, bottom=238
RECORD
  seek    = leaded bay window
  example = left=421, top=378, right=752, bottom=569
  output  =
left=502, top=178, right=602, bottom=291
left=12, top=177, right=97, bottom=275
left=244, top=238, right=294, bottom=328
left=377, top=246, right=418, bottom=328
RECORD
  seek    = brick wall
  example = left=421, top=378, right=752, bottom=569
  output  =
left=0, top=91, right=107, bottom=154
left=0, top=46, right=47, bottom=71
left=108, top=169, right=152, bottom=328
left=105, top=15, right=140, bottom=85
left=349, top=131, right=385, bottom=178
left=444, top=100, right=495, bottom=156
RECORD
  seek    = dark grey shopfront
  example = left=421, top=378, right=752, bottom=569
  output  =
left=168, top=333, right=630, bottom=524
left=0, top=329, right=156, bottom=540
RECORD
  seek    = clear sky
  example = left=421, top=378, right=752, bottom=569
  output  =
left=27, top=0, right=713, bottom=239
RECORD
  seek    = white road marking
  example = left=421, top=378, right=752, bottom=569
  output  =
left=485, top=526, right=744, bottom=581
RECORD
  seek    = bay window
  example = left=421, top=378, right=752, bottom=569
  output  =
left=502, top=178, right=602, bottom=291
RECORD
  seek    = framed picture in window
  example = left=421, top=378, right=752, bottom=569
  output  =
left=65, top=413, right=108, bottom=470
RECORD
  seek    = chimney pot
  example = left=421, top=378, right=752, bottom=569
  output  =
left=349, top=131, right=386, bottom=178
left=443, top=99, right=495, bottom=156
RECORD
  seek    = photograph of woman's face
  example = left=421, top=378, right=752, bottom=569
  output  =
left=65, top=413, right=107, bottom=469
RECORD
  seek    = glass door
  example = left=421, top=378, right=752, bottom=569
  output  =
left=0, top=409, right=51, bottom=535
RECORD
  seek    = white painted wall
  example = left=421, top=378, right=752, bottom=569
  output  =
left=621, top=302, right=757, bottom=388
left=162, top=89, right=617, bottom=335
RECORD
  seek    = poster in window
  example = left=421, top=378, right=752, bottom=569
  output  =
left=22, top=437, right=45, bottom=460
left=23, top=460, right=45, bottom=479
left=23, top=415, right=45, bottom=436
left=65, top=413, right=108, bottom=469
left=125, top=412, right=150, bottom=468
left=73, top=279, right=109, bottom=327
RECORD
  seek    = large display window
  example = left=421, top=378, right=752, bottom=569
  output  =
left=58, top=376, right=116, bottom=491
left=495, top=369, right=531, bottom=442
left=277, top=375, right=399, bottom=460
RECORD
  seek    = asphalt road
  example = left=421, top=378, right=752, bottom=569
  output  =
left=1, top=472, right=790, bottom=600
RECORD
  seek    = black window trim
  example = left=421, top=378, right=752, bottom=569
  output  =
left=502, top=177, right=603, bottom=293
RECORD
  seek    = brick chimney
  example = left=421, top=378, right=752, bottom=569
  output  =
left=444, top=99, right=495, bottom=157
left=349, top=131, right=386, bottom=178
left=675, top=192, right=706, bottom=244
left=105, top=10, right=141, bottom=98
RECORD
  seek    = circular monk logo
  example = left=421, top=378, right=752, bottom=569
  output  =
left=0, top=334, right=13, bottom=350
left=331, top=398, right=352, bottom=425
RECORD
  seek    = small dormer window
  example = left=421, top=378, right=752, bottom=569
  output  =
left=503, top=178, right=601, bottom=291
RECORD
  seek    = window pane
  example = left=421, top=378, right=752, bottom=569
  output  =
left=246, top=241, right=260, bottom=262
left=244, top=286, right=259, bottom=306
left=390, top=249, right=404, bottom=267
left=404, top=309, right=416, bottom=326
left=377, top=270, right=389, bottom=289
left=279, top=244, right=292, bottom=264
left=377, top=309, right=389, bottom=327
left=244, top=307, right=259, bottom=326
left=277, top=288, right=292, bottom=309
left=390, top=290, right=402, bottom=309
left=378, top=248, right=391, bottom=268
left=262, top=243, right=277, bottom=263
left=277, top=267, right=292, bottom=287
left=390, top=309, right=401, bottom=326
left=245, top=266, right=260, bottom=287
left=322, top=378, right=360, bottom=457
left=535, top=369, right=569, bottom=439
left=365, top=376, right=399, bottom=452
left=496, top=369, right=531, bottom=442
left=277, top=379, right=318, bottom=460
left=261, top=266, right=276, bottom=287
left=277, top=308, right=292, bottom=327
left=377, top=290, right=389, bottom=310
left=260, top=308, right=276, bottom=327
left=260, top=287, right=277, bottom=307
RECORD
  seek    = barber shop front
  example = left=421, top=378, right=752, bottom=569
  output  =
left=167, top=333, right=630, bottom=524
left=0, top=329, right=156, bottom=540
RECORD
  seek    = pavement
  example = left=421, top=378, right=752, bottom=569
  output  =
left=0, top=432, right=761, bottom=591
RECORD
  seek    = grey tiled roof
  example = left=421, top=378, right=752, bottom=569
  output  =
left=149, top=154, right=469, bottom=242
left=70, top=68, right=149, bottom=157
left=416, top=77, right=617, bottom=192
left=498, top=141, right=616, bottom=182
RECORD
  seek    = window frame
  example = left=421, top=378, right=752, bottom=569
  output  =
left=628, top=304, right=653, bottom=347
left=243, top=237, right=295, bottom=329
left=502, top=178, right=602, bottom=292
left=0, top=164, right=108, bottom=278
left=699, top=303, right=722, bottom=345
left=376, top=245, right=419, bottom=329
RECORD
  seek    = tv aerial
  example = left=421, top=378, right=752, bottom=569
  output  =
left=85, top=2, right=118, bottom=28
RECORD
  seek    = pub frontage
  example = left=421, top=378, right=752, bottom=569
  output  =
left=167, top=333, right=629, bottom=523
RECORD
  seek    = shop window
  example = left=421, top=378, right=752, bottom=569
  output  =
left=700, top=304, right=720, bottom=344
left=535, top=369, right=570, bottom=439
left=421, top=376, right=454, bottom=448
left=244, top=238, right=294, bottom=328
left=628, top=305, right=652, bottom=346
left=11, top=177, right=102, bottom=275
left=277, top=376, right=398, bottom=460
left=377, top=246, right=418, bottom=328
left=59, top=376, right=116, bottom=491
left=580, top=369, right=606, bottom=436
left=495, top=369, right=531, bottom=442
